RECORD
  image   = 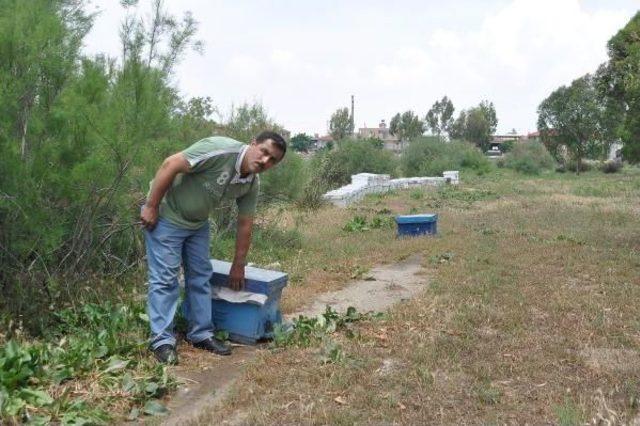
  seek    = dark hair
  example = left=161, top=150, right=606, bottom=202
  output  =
left=256, top=130, right=287, bottom=156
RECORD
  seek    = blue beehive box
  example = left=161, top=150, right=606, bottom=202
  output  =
left=395, top=214, right=438, bottom=237
left=209, top=260, right=287, bottom=344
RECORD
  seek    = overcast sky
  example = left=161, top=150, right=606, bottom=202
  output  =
left=82, top=0, right=639, bottom=136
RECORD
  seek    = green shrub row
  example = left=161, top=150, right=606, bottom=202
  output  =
left=401, top=136, right=492, bottom=176
left=498, top=141, right=556, bottom=174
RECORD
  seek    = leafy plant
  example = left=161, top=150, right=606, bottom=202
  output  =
left=343, top=215, right=394, bottom=233
left=0, top=302, right=175, bottom=423
left=272, top=306, right=381, bottom=349
left=343, top=216, right=369, bottom=232
left=318, top=337, right=346, bottom=365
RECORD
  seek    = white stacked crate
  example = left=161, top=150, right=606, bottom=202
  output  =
left=323, top=171, right=458, bottom=207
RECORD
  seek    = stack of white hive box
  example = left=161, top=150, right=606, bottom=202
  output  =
left=323, top=171, right=459, bottom=207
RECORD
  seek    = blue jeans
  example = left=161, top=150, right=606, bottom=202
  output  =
left=144, top=218, right=213, bottom=349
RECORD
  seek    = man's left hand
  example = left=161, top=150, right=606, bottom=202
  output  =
left=229, top=261, right=245, bottom=291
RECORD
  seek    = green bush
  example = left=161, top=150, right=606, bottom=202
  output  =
left=502, top=141, right=555, bottom=174
left=401, top=137, right=492, bottom=176
left=313, top=139, right=399, bottom=188
left=500, top=139, right=516, bottom=153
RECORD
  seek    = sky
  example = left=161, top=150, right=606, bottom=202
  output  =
left=82, top=0, right=640, bottom=136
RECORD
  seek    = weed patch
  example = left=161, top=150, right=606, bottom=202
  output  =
left=0, top=302, right=174, bottom=424
left=273, top=306, right=383, bottom=349
left=554, top=398, right=584, bottom=426
left=474, top=381, right=502, bottom=405
left=342, top=214, right=394, bottom=232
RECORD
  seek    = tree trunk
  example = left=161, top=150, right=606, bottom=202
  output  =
left=20, top=109, right=29, bottom=161
left=18, top=87, right=35, bottom=162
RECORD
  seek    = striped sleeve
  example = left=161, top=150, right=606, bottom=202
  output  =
left=182, top=138, right=240, bottom=173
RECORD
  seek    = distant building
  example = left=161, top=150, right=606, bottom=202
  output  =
left=357, top=120, right=404, bottom=153
left=486, top=130, right=527, bottom=154
left=492, top=130, right=524, bottom=144
left=309, top=133, right=334, bottom=150
left=526, top=131, right=541, bottom=143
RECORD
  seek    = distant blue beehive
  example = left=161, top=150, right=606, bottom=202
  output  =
left=395, top=214, right=438, bottom=237
left=209, top=260, right=288, bottom=344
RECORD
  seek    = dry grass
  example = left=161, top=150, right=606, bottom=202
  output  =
left=194, top=168, right=640, bottom=425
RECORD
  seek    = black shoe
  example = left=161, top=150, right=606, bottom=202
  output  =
left=192, top=337, right=232, bottom=356
left=152, top=344, right=178, bottom=365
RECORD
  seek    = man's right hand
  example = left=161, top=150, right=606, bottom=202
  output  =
left=140, top=204, right=159, bottom=230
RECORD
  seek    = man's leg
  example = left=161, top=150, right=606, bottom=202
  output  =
left=144, top=218, right=186, bottom=350
left=182, top=222, right=215, bottom=344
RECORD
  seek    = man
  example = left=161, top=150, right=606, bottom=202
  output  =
left=140, top=131, right=286, bottom=364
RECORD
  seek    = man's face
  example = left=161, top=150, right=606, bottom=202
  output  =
left=244, top=139, right=284, bottom=174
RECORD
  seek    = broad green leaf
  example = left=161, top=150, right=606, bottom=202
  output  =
left=4, top=396, right=26, bottom=416
left=18, top=388, right=54, bottom=406
left=52, top=367, right=74, bottom=385
left=103, top=356, right=129, bottom=374
left=214, top=330, right=229, bottom=341
left=95, top=346, right=108, bottom=359
left=144, top=381, right=159, bottom=395
left=121, top=373, right=136, bottom=393
left=61, top=411, right=96, bottom=426
left=143, top=399, right=169, bottom=416
left=26, top=415, right=51, bottom=426
left=127, top=407, right=140, bottom=420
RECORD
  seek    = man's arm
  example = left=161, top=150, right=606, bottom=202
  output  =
left=229, top=215, right=254, bottom=291
left=140, top=153, right=190, bottom=230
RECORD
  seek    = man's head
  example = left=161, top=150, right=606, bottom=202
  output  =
left=242, top=131, right=287, bottom=175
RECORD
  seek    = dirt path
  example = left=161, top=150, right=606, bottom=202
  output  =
left=161, top=254, right=427, bottom=425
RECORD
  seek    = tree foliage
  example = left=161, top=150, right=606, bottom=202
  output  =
left=537, top=74, right=607, bottom=170
left=0, top=0, right=94, bottom=160
left=174, top=96, right=218, bottom=142
left=290, top=133, right=312, bottom=152
left=222, top=102, right=285, bottom=143
left=448, top=101, right=497, bottom=149
left=449, top=110, right=467, bottom=141
left=425, top=96, right=455, bottom=139
left=329, top=107, right=353, bottom=141
left=598, top=12, right=640, bottom=162
left=0, top=0, right=207, bottom=333
left=389, top=111, right=424, bottom=141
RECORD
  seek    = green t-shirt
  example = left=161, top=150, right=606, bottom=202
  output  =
left=155, top=136, right=260, bottom=230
